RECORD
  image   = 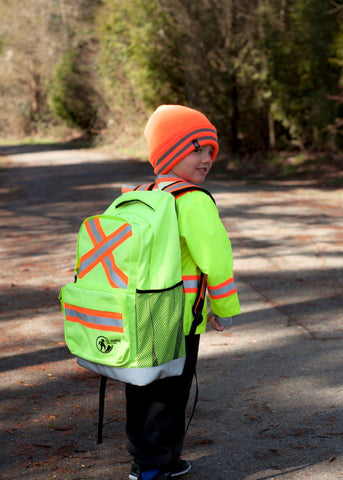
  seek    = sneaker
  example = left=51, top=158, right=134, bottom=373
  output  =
left=152, top=473, right=171, bottom=480
left=129, top=471, right=171, bottom=480
left=129, top=459, right=191, bottom=479
left=169, top=459, right=191, bottom=477
left=129, top=461, right=140, bottom=480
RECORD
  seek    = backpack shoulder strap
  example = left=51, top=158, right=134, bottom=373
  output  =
left=122, top=177, right=215, bottom=202
left=121, top=182, right=156, bottom=193
left=157, top=177, right=215, bottom=203
left=97, top=375, right=107, bottom=444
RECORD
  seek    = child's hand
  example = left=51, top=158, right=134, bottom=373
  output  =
left=208, top=315, right=226, bottom=331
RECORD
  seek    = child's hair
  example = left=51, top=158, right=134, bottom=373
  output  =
left=144, top=105, right=219, bottom=175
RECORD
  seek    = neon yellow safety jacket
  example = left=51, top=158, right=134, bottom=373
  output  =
left=156, top=175, right=241, bottom=334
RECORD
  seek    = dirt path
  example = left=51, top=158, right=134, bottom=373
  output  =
left=1, top=145, right=342, bottom=480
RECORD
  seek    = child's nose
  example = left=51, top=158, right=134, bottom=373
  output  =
left=201, top=151, right=212, bottom=163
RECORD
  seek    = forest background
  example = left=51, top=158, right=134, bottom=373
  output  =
left=1, top=0, right=343, bottom=178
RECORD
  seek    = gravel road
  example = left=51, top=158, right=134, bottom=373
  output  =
left=1, top=145, right=342, bottom=480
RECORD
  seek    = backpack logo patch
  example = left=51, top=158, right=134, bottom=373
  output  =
left=96, top=336, right=113, bottom=354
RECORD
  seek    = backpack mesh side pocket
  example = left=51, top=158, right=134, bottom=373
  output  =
left=135, top=283, right=185, bottom=368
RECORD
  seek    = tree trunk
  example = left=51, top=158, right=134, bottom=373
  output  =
left=231, top=72, right=239, bottom=154
left=268, top=108, right=275, bottom=149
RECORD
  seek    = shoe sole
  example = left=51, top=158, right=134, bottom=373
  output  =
left=171, top=462, right=191, bottom=477
left=128, top=462, right=191, bottom=479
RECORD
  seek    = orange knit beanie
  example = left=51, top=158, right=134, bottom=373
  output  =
left=144, top=105, right=219, bottom=175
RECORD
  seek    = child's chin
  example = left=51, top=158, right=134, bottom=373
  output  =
left=194, top=174, right=207, bottom=184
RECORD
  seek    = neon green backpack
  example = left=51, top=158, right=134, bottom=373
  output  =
left=60, top=189, right=186, bottom=386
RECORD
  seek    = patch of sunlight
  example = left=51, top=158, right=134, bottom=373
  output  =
left=243, top=457, right=343, bottom=479
left=74, top=182, right=124, bottom=190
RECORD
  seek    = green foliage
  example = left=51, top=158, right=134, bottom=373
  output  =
left=96, top=0, right=270, bottom=152
left=262, top=0, right=341, bottom=148
left=48, top=47, right=98, bottom=130
left=1, top=0, right=343, bottom=158
left=95, top=0, right=186, bottom=122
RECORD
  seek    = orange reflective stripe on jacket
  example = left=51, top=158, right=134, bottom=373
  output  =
left=207, top=277, right=237, bottom=300
left=182, top=274, right=201, bottom=293
left=78, top=218, right=132, bottom=288
left=156, top=176, right=198, bottom=196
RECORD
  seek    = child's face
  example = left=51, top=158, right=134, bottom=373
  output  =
left=169, top=145, right=213, bottom=184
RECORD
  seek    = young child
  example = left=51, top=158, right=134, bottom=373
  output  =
left=125, top=105, right=241, bottom=480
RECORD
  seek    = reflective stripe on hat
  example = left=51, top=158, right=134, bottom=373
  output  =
left=64, top=303, right=124, bottom=332
left=208, top=277, right=237, bottom=299
left=154, top=128, right=218, bottom=175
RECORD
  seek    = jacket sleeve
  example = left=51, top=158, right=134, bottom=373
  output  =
left=177, top=191, right=241, bottom=318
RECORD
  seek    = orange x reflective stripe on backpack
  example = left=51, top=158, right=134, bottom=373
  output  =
left=77, top=217, right=132, bottom=288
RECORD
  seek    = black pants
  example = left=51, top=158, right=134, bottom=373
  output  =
left=125, top=334, right=200, bottom=471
